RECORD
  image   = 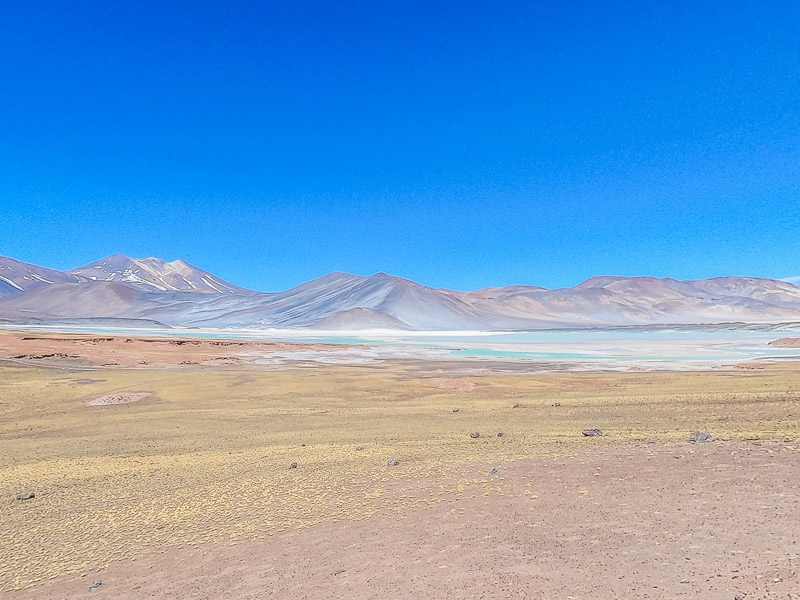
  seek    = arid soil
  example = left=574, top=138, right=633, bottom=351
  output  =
left=2, top=330, right=799, bottom=598
left=769, top=337, right=800, bottom=348
left=11, top=443, right=800, bottom=600
left=0, top=330, right=341, bottom=368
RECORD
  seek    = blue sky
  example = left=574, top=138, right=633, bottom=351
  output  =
left=1, top=1, right=798, bottom=292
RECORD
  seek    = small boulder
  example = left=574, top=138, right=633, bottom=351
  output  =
left=289, top=462, right=298, bottom=469
left=452, top=408, right=460, bottom=413
left=489, top=466, right=503, bottom=475
left=582, top=428, right=603, bottom=437
left=387, top=458, right=399, bottom=467
left=690, top=431, right=714, bottom=443
left=497, top=432, right=506, bottom=438
left=14, top=492, right=35, bottom=502
left=89, top=581, right=102, bottom=591
left=469, top=432, right=480, bottom=439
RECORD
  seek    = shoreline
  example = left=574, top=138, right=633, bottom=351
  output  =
left=2, top=326, right=800, bottom=373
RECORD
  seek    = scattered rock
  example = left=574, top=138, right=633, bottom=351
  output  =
left=690, top=431, right=714, bottom=443
left=289, top=462, right=298, bottom=469
left=469, top=432, right=480, bottom=439
left=11, top=353, right=74, bottom=360
left=86, top=392, right=152, bottom=407
left=497, top=432, right=506, bottom=437
left=355, top=446, right=364, bottom=451
left=89, top=581, right=102, bottom=591
left=553, top=402, right=561, bottom=407
left=387, top=458, right=399, bottom=467
left=13, top=492, right=35, bottom=502
left=452, top=408, right=460, bottom=413
left=512, top=403, right=520, bottom=408
left=489, top=466, right=503, bottom=475
left=582, top=428, right=603, bottom=437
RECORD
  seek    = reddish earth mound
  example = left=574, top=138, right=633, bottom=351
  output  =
left=769, top=337, right=800, bottom=348
left=0, top=330, right=342, bottom=367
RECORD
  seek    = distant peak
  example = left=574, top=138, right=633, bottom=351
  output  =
left=574, top=275, right=675, bottom=289
left=105, top=253, right=134, bottom=261
left=311, top=271, right=359, bottom=283
left=369, top=271, right=409, bottom=282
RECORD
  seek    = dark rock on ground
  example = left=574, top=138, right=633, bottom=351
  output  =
left=89, top=581, right=102, bottom=591
left=497, top=432, right=506, bottom=437
left=690, top=431, right=714, bottom=443
left=470, top=432, right=480, bottom=439
left=14, top=492, right=35, bottom=502
left=289, top=462, right=298, bottom=469
left=387, top=458, right=399, bottom=467
left=489, top=466, right=503, bottom=475
left=452, top=408, right=459, bottom=412
left=582, top=428, right=603, bottom=437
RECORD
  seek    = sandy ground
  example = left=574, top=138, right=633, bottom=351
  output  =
left=770, top=337, right=800, bottom=348
left=11, top=442, right=800, bottom=600
left=0, top=330, right=342, bottom=368
left=2, top=330, right=800, bottom=598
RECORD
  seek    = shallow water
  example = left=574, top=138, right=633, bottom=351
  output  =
left=3, top=323, right=800, bottom=368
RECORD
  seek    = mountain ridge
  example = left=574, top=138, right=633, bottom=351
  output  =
left=2, top=254, right=800, bottom=330
left=68, top=254, right=249, bottom=294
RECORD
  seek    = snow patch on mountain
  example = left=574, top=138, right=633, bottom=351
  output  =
left=3, top=255, right=800, bottom=330
left=69, top=255, right=249, bottom=294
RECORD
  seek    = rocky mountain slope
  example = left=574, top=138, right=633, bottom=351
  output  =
left=0, top=256, right=81, bottom=295
left=1, top=254, right=799, bottom=330
left=68, top=254, right=248, bottom=294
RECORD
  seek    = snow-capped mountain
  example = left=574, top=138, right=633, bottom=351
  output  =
left=0, top=256, right=81, bottom=295
left=68, top=254, right=249, bottom=294
left=2, top=254, right=800, bottom=330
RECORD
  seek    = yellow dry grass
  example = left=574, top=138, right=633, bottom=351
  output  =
left=1, top=362, right=799, bottom=590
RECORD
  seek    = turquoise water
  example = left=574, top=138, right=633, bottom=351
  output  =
left=3, top=323, right=800, bottom=365
left=448, top=348, right=601, bottom=360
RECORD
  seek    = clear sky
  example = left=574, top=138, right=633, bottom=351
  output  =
left=1, top=1, right=798, bottom=292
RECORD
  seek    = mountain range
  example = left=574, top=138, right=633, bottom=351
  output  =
left=2, top=254, right=800, bottom=330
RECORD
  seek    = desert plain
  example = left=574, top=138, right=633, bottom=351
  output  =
left=1, top=330, right=800, bottom=599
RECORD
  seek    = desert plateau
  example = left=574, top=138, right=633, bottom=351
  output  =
left=4, top=1, right=798, bottom=596
left=2, top=329, right=800, bottom=598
